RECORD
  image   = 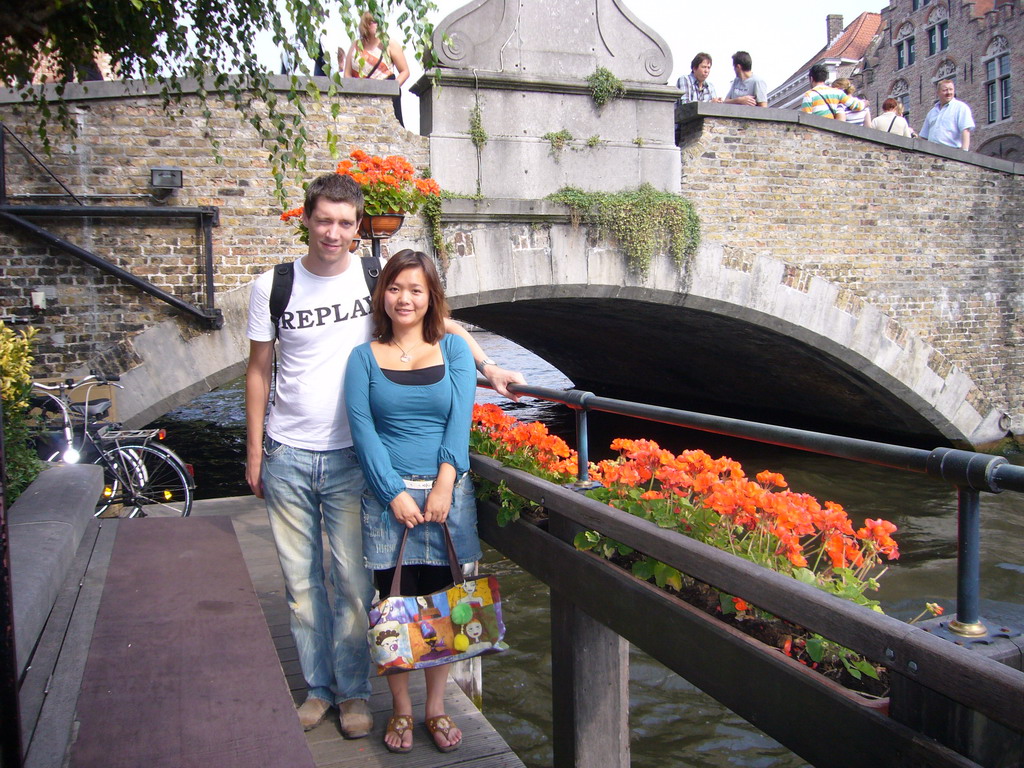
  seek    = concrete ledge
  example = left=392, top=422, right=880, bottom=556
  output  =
left=0, top=74, right=397, bottom=105
left=677, top=101, right=1022, bottom=175
left=442, top=197, right=572, bottom=224
left=9, top=463, right=103, bottom=673
left=412, top=69, right=681, bottom=102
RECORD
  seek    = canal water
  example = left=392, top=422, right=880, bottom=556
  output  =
left=158, top=331, right=1024, bottom=768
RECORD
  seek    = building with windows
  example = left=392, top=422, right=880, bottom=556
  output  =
left=768, top=13, right=883, bottom=110
left=860, top=0, right=1022, bottom=159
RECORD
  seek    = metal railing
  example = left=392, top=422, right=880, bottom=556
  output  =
left=487, top=380, right=1024, bottom=639
left=0, top=123, right=222, bottom=328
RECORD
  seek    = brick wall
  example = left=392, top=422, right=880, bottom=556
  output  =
left=677, top=106, right=1023, bottom=425
left=0, top=77, right=427, bottom=374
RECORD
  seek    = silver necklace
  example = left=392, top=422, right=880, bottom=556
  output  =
left=392, top=339, right=421, bottom=363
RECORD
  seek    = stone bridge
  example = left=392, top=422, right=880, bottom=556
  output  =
left=1, top=1, right=1022, bottom=449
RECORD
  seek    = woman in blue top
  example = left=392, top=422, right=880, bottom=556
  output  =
left=345, top=249, right=479, bottom=754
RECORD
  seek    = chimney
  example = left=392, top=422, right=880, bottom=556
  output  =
left=827, top=14, right=844, bottom=45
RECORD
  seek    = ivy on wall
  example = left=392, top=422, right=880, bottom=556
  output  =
left=548, top=185, right=701, bottom=274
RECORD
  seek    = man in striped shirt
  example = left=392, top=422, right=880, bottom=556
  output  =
left=799, top=63, right=866, bottom=120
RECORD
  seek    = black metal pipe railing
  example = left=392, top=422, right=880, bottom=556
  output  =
left=483, top=380, right=1023, bottom=636
left=0, top=210, right=222, bottom=329
left=0, top=123, right=82, bottom=206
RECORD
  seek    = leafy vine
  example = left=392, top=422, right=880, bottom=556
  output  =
left=547, top=185, right=701, bottom=274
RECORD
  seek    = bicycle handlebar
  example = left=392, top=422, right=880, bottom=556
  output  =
left=32, top=374, right=124, bottom=392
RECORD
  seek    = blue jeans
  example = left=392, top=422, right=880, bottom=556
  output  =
left=261, top=437, right=375, bottom=704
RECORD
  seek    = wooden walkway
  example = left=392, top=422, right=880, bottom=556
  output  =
left=190, top=496, right=525, bottom=768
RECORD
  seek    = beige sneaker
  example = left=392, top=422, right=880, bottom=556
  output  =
left=338, top=698, right=373, bottom=739
left=296, top=697, right=331, bottom=731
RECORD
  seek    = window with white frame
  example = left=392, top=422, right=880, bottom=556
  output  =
left=983, top=37, right=1011, bottom=123
left=927, top=21, right=948, bottom=56
left=891, top=79, right=911, bottom=122
left=895, top=24, right=916, bottom=69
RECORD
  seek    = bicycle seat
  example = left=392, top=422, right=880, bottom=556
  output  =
left=70, top=399, right=112, bottom=417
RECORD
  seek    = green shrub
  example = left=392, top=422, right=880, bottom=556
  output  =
left=1, top=323, right=42, bottom=504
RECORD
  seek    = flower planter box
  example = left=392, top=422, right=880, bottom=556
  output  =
left=476, top=498, right=977, bottom=768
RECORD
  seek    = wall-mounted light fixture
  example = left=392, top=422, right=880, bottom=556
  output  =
left=150, top=166, right=183, bottom=200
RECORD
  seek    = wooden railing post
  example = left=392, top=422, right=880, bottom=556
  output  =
left=549, top=515, right=630, bottom=768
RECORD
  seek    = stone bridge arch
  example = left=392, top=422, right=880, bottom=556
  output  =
left=435, top=211, right=1005, bottom=447
left=108, top=213, right=1003, bottom=449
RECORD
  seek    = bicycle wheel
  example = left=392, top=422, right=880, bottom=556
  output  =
left=96, top=443, right=193, bottom=518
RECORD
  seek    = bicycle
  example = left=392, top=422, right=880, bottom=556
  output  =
left=31, top=373, right=195, bottom=518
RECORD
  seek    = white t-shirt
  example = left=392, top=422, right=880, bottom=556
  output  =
left=247, top=257, right=373, bottom=451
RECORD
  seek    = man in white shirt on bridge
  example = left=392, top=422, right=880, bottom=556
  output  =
left=919, top=79, right=975, bottom=151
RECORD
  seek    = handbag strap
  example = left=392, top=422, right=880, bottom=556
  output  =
left=388, top=522, right=463, bottom=598
left=813, top=89, right=837, bottom=118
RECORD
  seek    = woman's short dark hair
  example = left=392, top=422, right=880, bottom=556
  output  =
left=690, top=52, right=712, bottom=71
left=371, top=249, right=450, bottom=344
left=882, top=97, right=900, bottom=113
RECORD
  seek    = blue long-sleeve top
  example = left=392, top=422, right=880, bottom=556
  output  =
left=344, top=334, right=476, bottom=506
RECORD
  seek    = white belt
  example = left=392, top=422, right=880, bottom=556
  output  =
left=403, top=478, right=434, bottom=490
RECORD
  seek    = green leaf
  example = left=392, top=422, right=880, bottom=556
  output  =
left=805, top=636, right=825, bottom=662
left=793, top=568, right=817, bottom=585
left=631, top=558, right=657, bottom=581
left=719, top=593, right=737, bottom=615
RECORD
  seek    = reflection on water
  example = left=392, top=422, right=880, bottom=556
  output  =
left=159, top=331, right=1023, bottom=768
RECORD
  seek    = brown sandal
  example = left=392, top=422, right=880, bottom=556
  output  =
left=384, top=714, right=414, bottom=754
left=425, top=714, right=461, bottom=753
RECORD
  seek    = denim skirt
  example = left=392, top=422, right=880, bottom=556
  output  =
left=361, top=473, right=482, bottom=570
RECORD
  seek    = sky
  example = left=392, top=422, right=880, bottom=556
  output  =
left=256, top=0, right=885, bottom=135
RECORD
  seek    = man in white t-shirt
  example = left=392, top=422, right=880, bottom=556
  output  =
left=246, top=173, right=523, bottom=736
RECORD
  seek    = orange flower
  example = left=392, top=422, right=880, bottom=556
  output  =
left=280, top=206, right=303, bottom=221
left=732, top=597, right=749, bottom=612
left=756, top=470, right=788, bottom=488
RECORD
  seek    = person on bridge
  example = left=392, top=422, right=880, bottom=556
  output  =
left=245, top=173, right=522, bottom=738
left=871, top=98, right=916, bottom=138
left=799, top=63, right=866, bottom=120
left=832, top=78, right=871, bottom=127
left=343, top=11, right=410, bottom=126
left=345, top=249, right=480, bottom=754
left=677, top=52, right=720, bottom=104
left=919, top=79, right=974, bottom=151
left=723, top=51, right=767, bottom=107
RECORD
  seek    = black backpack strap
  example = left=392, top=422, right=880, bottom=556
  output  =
left=361, top=255, right=382, bottom=297
left=269, top=262, right=294, bottom=335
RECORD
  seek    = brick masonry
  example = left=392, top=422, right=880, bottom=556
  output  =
left=676, top=105, right=1023, bottom=436
left=0, top=77, right=428, bottom=374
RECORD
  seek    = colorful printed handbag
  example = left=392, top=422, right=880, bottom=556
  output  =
left=367, top=523, right=508, bottom=675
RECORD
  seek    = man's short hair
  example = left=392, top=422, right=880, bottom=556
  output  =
left=732, top=51, right=752, bottom=72
left=691, top=52, right=712, bottom=71
left=936, top=78, right=955, bottom=89
left=303, top=173, right=365, bottom=219
left=809, top=63, right=830, bottom=84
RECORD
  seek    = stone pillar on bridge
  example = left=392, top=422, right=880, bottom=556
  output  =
left=411, top=0, right=681, bottom=198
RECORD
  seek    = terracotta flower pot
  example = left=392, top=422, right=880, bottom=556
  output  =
left=359, top=212, right=405, bottom=239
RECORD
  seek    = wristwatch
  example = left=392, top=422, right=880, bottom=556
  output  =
left=476, top=357, right=497, bottom=374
